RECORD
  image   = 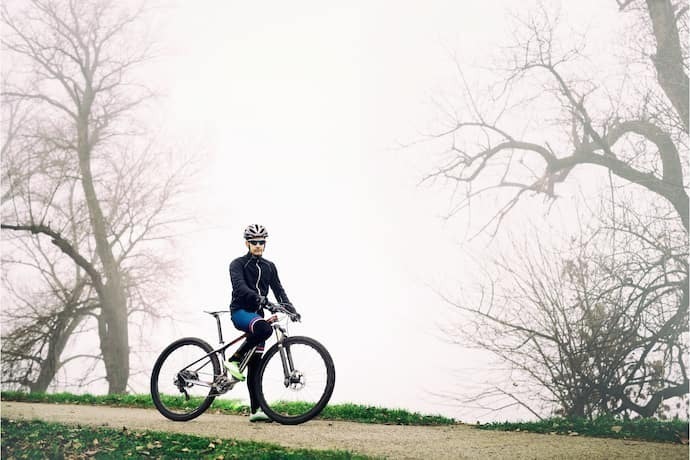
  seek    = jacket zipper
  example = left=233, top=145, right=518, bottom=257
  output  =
left=255, top=260, right=262, bottom=296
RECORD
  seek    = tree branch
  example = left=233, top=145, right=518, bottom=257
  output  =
left=1, top=223, right=104, bottom=295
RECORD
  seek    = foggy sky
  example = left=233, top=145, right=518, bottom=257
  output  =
left=47, top=0, right=627, bottom=421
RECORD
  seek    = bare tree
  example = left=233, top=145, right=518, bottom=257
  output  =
left=442, top=198, right=688, bottom=418
left=1, top=0, right=187, bottom=393
left=0, top=148, right=179, bottom=393
left=1, top=267, right=100, bottom=392
left=425, top=1, right=688, bottom=418
left=424, top=0, right=687, bottom=234
left=1, top=91, right=101, bottom=393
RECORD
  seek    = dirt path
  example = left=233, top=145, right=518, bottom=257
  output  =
left=1, top=402, right=686, bottom=459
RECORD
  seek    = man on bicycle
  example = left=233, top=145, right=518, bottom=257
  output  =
left=225, top=224, right=299, bottom=422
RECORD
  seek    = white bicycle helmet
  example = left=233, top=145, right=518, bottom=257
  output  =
left=243, top=224, right=268, bottom=240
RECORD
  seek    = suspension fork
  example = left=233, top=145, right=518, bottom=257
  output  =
left=274, top=324, right=295, bottom=379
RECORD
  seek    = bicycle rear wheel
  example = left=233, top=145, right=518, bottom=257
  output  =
left=150, top=337, right=221, bottom=421
left=256, top=336, right=336, bottom=425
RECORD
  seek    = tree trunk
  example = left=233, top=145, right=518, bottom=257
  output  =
left=646, top=0, right=690, bottom=133
left=77, top=100, right=130, bottom=393
left=29, top=314, right=84, bottom=393
left=98, top=287, right=130, bottom=394
left=569, top=399, right=586, bottom=418
left=29, top=350, right=58, bottom=393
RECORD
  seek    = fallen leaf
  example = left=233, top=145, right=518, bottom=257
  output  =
left=611, top=426, right=622, bottom=433
left=93, top=438, right=100, bottom=446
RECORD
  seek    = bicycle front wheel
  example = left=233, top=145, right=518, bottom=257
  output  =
left=257, top=336, right=336, bottom=425
left=150, top=337, right=221, bottom=421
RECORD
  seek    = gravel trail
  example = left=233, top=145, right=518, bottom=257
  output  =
left=1, top=402, right=686, bottom=459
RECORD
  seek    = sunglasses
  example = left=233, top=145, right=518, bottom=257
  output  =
left=249, top=240, right=266, bottom=246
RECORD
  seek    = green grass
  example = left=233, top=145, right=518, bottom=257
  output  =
left=1, top=391, right=457, bottom=426
left=3, top=391, right=688, bottom=444
left=477, top=415, right=689, bottom=443
left=318, top=402, right=454, bottom=425
left=1, top=418, right=371, bottom=459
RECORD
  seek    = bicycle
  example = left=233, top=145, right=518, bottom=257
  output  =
left=150, top=302, right=336, bottom=425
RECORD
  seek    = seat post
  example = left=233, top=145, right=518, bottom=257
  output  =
left=213, top=314, right=224, bottom=344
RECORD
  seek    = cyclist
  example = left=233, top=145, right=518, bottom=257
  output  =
left=225, top=224, right=299, bottom=422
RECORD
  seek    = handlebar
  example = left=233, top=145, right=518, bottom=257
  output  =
left=265, top=301, right=301, bottom=322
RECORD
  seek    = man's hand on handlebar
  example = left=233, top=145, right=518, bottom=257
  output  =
left=266, top=301, right=301, bottom=322
left=284, top=303, right=301, bottom=322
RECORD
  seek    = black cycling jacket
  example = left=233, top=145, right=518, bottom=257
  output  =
left=229, top=253, right=290, bottom=311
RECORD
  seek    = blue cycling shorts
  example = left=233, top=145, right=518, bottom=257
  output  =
left=231, top=308, right=267, bottom=352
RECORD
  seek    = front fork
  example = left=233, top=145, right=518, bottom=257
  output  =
left=274, top=324, right=295, bottom=383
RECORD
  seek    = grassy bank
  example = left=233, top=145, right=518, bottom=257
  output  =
left=5, top=391, right=686, bottom=443
left=478, top=416, right=689, bottom=444
left=1, top=418, right=371, bottom=459
left=1, top=391, right=456, bottom=426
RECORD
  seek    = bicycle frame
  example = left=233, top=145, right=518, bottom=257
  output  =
left=179, top=310, right=292, bottom=391
left=152, top=301, right=334, bottom=425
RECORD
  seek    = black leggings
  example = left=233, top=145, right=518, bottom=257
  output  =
left=230, top=317, right=273, bottom=413
left=247, top=353, right=262, bottom=412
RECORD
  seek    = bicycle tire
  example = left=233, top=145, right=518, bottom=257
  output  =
left=256, top=336, right=336, bottom=425
left=150, top=337, right=221, bottom=421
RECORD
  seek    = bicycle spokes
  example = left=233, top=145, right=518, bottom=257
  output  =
left=258, top=337, right=335, bottom=424
left=151, top=338, right=221, bottom=421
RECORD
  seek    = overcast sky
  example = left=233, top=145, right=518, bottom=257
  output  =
left=58, top=0, right=624, bottom=421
